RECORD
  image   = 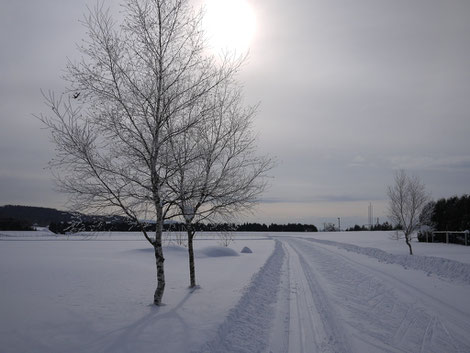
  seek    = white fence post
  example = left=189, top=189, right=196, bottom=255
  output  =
left=431, top=231, right=468, bottom=245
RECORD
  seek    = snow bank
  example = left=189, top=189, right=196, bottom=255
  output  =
left=293, top=231, right=470, bottom=264
left=306, top=237, right=470, bottom=285
left=195, top=240, right=285, bottom=353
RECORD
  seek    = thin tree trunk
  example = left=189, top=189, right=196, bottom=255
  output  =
left=153, top=242, right=165, bottom=305
left=153, top=204, right=165, bottom=305
left=405, top=234, right=413, bottom=255
left=187, top=226, right=196, bottom=288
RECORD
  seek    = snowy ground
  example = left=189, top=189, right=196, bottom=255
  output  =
left=1, top=231, right=470, bottom=352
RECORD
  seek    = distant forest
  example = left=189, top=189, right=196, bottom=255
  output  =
left=347, top=195, right=470, bottom=232
left=429, top=195, right=470, bottom=231
left=47, top=221, right=319, bottom=234
left=2, top=197, right=469, bottom=232
left=0, top=205, right=73, bottom=227
left=346, top=222, right=396, bottom=232
left=0, top=205, right=318, bottom=233
left=0, top=205, right=128, bottom=231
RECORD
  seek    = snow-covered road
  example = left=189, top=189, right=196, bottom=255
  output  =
left=268, top=237, right=470, bottom=353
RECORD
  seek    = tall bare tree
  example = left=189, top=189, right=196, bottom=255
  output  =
left=387, top=170, right=431, bottom=255
left=38, top=0, right=244, bottom=305
left=167, top=81, right=273, bottom=287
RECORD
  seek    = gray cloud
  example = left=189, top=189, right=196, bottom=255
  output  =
left=389, top=155, right=470, bottom=171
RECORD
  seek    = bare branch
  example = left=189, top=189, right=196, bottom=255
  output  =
left=387, top=170, right=431, bottom=255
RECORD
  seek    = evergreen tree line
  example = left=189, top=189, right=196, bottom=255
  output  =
left=0, top=218, right=35, bottom=231
left=425, top=194, right=470, bottom=231
left=346, top=222, right=398, bottom=232
left=347, top=194, right=470, bottom=233
left=236, top=223, right=318, bottom=232
left=48, top=221, right=319, bottom=234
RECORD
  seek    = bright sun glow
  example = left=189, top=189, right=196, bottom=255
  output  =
left=203, top=0, right=257, bottom=54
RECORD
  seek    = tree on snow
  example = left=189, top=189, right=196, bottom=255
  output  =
left=167, top=79, right=273, bottom=287
left=37, top=0, right=261, bottom=305
left=387, top=170, right=431, bottom=255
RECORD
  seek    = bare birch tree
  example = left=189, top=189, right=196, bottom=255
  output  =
left=38, top=0, right=243, bottom=305
left=387, top=170, right=431, bottom=255
left=167, top=81, right=273, bottom=288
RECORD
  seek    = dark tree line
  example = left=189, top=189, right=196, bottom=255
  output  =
left=48, top=221, right=318, bottom=234
left=49, top=220, right=145, bottom=234
left=0, top=205, right=73, bottom=227
left=346, top=222, right=397, bottom=232
left=425, top=195, right=470, bottom=231
left=236, top=223, right=318, bottom=232
left=0, top=218, right=35, bottom=231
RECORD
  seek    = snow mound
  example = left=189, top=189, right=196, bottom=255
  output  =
left=164, top=245, right=188, bottom=253
left=241, top=246, right=253, bottom=253
left=307, top=237, right=470, bottom=285
left=199, top=246, right=239, bottom=257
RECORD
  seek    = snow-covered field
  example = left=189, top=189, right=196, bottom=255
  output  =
left=1, top=230, right=470, bottom=352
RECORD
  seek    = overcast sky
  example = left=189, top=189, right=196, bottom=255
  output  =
left=1, top=0, right=469, bottom=228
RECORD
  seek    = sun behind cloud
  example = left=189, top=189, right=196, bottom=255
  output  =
left=202, top=0, right=256, bottom=54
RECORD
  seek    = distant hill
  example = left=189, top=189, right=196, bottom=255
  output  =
left=0, top=205, right=320, bottom=233
left=0, top=205, right=74, bottom=227
left=0, top=205, right=137, bottom=232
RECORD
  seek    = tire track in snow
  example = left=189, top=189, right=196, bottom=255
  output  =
left=285, top=237, right=470, bottom=353
left=194, top=240, right=285, bottom=353
left=284, top=242, right=350, bottom=353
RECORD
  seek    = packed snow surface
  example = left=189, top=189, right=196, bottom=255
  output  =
left=1, top=231, right=470, bottom=352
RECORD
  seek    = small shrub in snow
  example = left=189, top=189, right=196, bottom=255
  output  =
left=241, top=246, right=253, bottom=253
left=218, top=232, right=234, bottom=247
left=389, top=230, right=404, bottom=241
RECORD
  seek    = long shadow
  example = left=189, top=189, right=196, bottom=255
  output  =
left=85, top=287, right=198, bottom=353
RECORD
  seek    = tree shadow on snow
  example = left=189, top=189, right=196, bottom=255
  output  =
left=84, top=289, right=197, bottom=353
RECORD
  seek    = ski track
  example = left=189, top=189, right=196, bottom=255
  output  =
left=194, top=240, right=286, bottom=353
left=195, top=236, right=470, bottom=353
left=282, top=237, right=470, bottom=353
left=284, top=241, right=349, bottom=353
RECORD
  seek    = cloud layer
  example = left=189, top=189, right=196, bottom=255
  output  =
left=1, top=0, right=469, bottom=227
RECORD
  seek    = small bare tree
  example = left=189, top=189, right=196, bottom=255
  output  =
left=38, top=0, right=244, bottom=305
left=167, top=81, right=273, bottom=288
left=387, top=170, right=431, bottom=255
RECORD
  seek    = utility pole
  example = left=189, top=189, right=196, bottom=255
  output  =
left=368, top=203, right=373, bottom=230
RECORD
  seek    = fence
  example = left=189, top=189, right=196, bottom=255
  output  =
left=418, top=231, right=470, bottom=246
